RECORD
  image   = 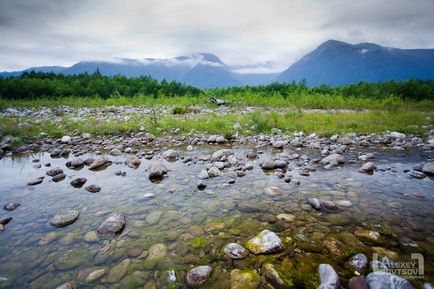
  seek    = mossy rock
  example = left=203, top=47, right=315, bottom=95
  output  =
left=190, top=236, right=210, bottom=249
left=54, top=247, right=93, bottom=270
left=230, top=269, right=261, bottom=289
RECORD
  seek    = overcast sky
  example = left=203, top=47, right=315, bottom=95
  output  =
left=1, top=0, right=434, bottom=72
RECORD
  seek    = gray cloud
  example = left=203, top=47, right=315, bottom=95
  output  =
left=1, top=0, right=434, bottom=71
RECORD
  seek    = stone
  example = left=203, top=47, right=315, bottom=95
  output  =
left=186, top=265, right=212, bottom=287
left=422, top=162, right=434, bottom=176
left=124, top=155, right=141, bottom=168
left=69, top=158, right=84, bottom=167
left=261, top=158, right=275, bottom=169
left=307, top=197, right=321, bottom=210
left=359, top=162, right=376, bottom=173
left=212, top=149, right=234, bottom=161
left=366, top=272, right=414, bottom=289
left=264, top=186, right=282, bottom=197
left=208, top=166, right=221, bottom=178
left=147, top=160, right=168, bottom=181
left=27, top=178, right=43, bottom=186
left=349, top=253, right=368, bottom=271
left=85, top=184, right=101, bottom=193
left=335, top=200, right=353, bottom=207
left=197, top=180, right=206, bottom=190
left=223, top=243, right=249, bottom=259
left=320, top=154, right=345, bottom=165
left=409, top=171, right=426, bottom=179
left=61, top=136, right=71, bottom=143
left=49, top=210, right=79, bottom=227
left=354, top=229, right=380, bottom=241
left=162, top=149, right=179, bottom=160
left=89, top=157, right=111, bottom=170
left=55, top=282, right=75, bottom=289
left=3, top=202, right=20, bottom=211
left=109, top=148, right=122, bottom=156
left=52, top=173, right=66, bottom=182
left=47, top=167, right=63, bottom=176
left=198, top=170, right=209, bottom=179
left=246, top=230, right=284, bottom=254
left=38, top=232, right=58, bottom=245
left=321, top=201, right=339, bottom=212
left=230, top=269, right=260, bottom=289
left=86, top=269, right=106, bottom=282
left=276, top=213, right=295, bottom=222
left=70, top=178, right=87, bottom=188
left=108, top=258, right=131, bottom=283
left=146, top=211, right=163, bottom=225
left=261, top=263, right=287, bottom=289
left=317, top=264, right=339, bottom=289
left=389, top=132, right=406, bottom=139
left=83, top=231, right=99, bottom=243
left=349, top=276, right=368, bottom=289
left=147, top=243, right=168, bottom=260
left=97, top=214, right=126, bottom=235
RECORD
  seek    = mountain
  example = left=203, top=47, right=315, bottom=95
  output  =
left=277, top=40, right=434, bottom=86
left=0, top=66, right=66, bottom=78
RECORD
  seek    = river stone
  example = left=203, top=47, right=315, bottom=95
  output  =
left=124, top=155, right=141, bottom=168
left=230, top=269, right=260, bottom=289
left=97, top=214, right=126, bottom=235
left=422, top=162, right=434, bottom=176
left=147, top=243, right=168, bottom=260
left=49, top=210, right=79, bottom=227
left=89, top=157, right=111, bottom=170
left=146, top=211, right=163, bottom=225
left=246, top=230, right=284, bottom=254
left=321, top=201, right=339, bottom=212
left=212, top=149, right=234, bottom=161
left=27, top=178, right=43, bottom=186
left=70, top=178, right=87, bottom=188
left=55, top=282, right=75, bottom=289
left=223, top=243, right=249, bottom=259
left=198, top=169, right=209, bottom=179
left=83, top=231, right=99, bottom=243
left=147, top=160, right=168, bottom=181
left=162, top=149, right=179, bottom=160
left=108, top=258, right=131, bottom=283
left=47, top=167, right=63, bottom=176
left=261, top=158, right=275, bottom=169
left=3, top=202, right=20, bottom=211
left=86, top=269, right=106, bottom=282
left=69, top=158, right=84, bottom=167
left=317, top=264, right=340, bottom=289
left=109, top=148, right=122, bottom=156
left=52, top=173, right=66, bottom=182
left=366, top=272, right=414, bottom=289
left=307, top=197, right=321, bottom=210
left=349, top=276, right=368, bottom=289
left=320, top=154, right=345, bottom=165
left=61, top=135, right=71, bottom=143
left=359, top=162, right=376, bottom=173
left=262, top=263, right=287, bottom=289
left=349, top=253, right=368, bottom=271
left=264, top=187, right=282, bottom=197
left=186, top=265, right=212, bottom=287
left=208, top=166, right=221, bottom=178
left=277, top=213, right=295, bottom=222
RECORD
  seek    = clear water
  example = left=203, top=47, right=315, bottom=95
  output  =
left=0, top=145, right=433, bottom=288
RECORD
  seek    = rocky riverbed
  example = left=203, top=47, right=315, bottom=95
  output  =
left=0, top=131, right=433, bottom=289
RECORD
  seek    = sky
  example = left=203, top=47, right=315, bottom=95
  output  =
left=1, top=0, right=434, bottom=72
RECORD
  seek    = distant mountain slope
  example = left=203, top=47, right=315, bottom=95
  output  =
left=276, top=40, right=434, bottom=86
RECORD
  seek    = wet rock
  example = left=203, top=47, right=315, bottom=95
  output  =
left=389, top=132, right=406, bottom=139
left=208, top=166, right=221, bottom=178
left=366, top=272, right=414, bottom=289
left=409, top=171, right=426, bottom=179
left=27, top=177, right=44, bottom=186
left=109, top=148, right=122, bottom=156
left=86, top=269, right=106, bottom=282
left=276, top=213, right=295, bottom=222
left=422, top=162, right=434, bottom=176
left=197, top=180, right=206, bottom=190
left=83, top=231, right=99, bottom=243
left=124, top=155, right=141, bottom=168
left=97, top=214, right=126, bottom=235
left=261, top=158, right=275, bottom=169
left=349, top=253, right=368, bottom=271
left=354, top=229, right=380, bottom=242
left=264, top=186, right=282, bottom=197
left=85, top=184, right=101, bottom=193
left=307, top=198, right=321, bottom=210
left=246, top=230, right=284, bottom=254
left=147, top=243, right=168, bottom=260
left=317, top=264, right=339, bottom=289
left=47, top=167, right=63, bottom=177
left=55, top=282, right=75, bottom=289
left=84, top=158, right=95, bottom=166
left=212, top=149, right=234, bottom=161
left=162, top=149, right=179, bottom=160
left=0, top=216, right=12, bottom=230
left=223, top=243, right=249, bottom=259
left=335, top=200, right=352, bottom=207
left=147, top=160, right=168, bottom=181
left=359, top=162, right=376, bottom=173
left=69, top=158, right=84, bottom=168
left=38, top=232, right=58, bottom=245
left=70, top=178, right=87, bottom=188
left=321, top=201, right=339, bottom=212
left=145, top=211, right=163, bottom=225
left=3, top=202, right=20, bottom=211
left=230, top=269, right=260, bottom=289
left=198, top=169, right=209, bottom=179
left=89, top=157, right=112, bottom=170
left=49, top=210, right=79, bottom=227
left=274, top=160, right=288, bottom=169
left=108, top=258, right=131, bottom=283
left=52, top=173, right=66, bottom=182
left=320, top=154, right=345, bottom=165
left=349, top=276, right=368, bottom=289
left=261, top=263, right=289, bottom=289
left=61, top=135, right=71, bottom=143
left=186, top=265, right=212, bottom=287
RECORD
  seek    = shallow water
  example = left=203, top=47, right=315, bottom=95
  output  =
left=0, top=145, right=433, bottom=288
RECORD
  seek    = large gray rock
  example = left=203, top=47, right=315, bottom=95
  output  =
left=46, top=167, right=63, bottom=177
left=186, top=265, right=212, bottom=287
left=69, top=158, right=84, bottom=167
left=359, top=162, right=376, bottom=173
left=162, top=149, right=179, bottom=160
left=207, top=166, right=221, bottom=178
left=124, top=155, right=141, bottom=168
left=97, top=214, right=126, bottom=235
left=317, top=264, right=339, bottom=289
left=49, top=210, right=79, bottom=227
left=261, top=158, right=275, bottom=169
left=320, top=154, right=345, bottom=165
left=422, top=162, right=434, bottom=176
left=147, top=160, right=168, bottom=181
left=366, top=272, right=414, bottom=289
left=246, top=230, right=284, bottom=254
left=89, top=157, right=112, bottom=170
left=211, top=149, right=234, bottom=161
left=223, top=243, right=249, bottom=259
left=307, top=198, right=321, bottom=210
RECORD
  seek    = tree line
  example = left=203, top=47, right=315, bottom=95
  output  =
left=1, top=71, right=433, bottom=100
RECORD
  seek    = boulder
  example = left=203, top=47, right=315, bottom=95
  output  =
left=162, top=149, right=179, bottom=160
left=246, top=230, right=284, bottom=254
left=230, top=269, right=260, bottom=289
left=147, top=160, right=168, bottom=181
left=223, top=243, right=249, bottom=259
left=97, top=214, right=126, bottom=235
left=320, top=154, right=345, bottom=165
left=422, top=162, right=434, bottom=176
left=359, top=162, right=376, bottom=173
left=186, top=265, right=212, bottom=287
left=49, top=210, right=79, bottom=227
left=212, top=149, right=234, bottom=161
left=124, top=155, right=141, bottom=168
left=89, top=157, right=112, bottom=170
left=366, top=272, right=414, bottom=289
left=317, top=264, right=339, bottom=289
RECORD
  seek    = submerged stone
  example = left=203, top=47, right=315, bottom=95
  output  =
left=230, top=269, right=260, bottom=289
left=97, top=214, right=126, bottom=235
left=49, top=210, right=79, bottom=227
left=223, top=243, right=249, bottom=259
left=366, top=272, right=414, bottom=289
left=246, top=230, right=284, bottom=254
left=186, top=265, right=212, bottom=287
